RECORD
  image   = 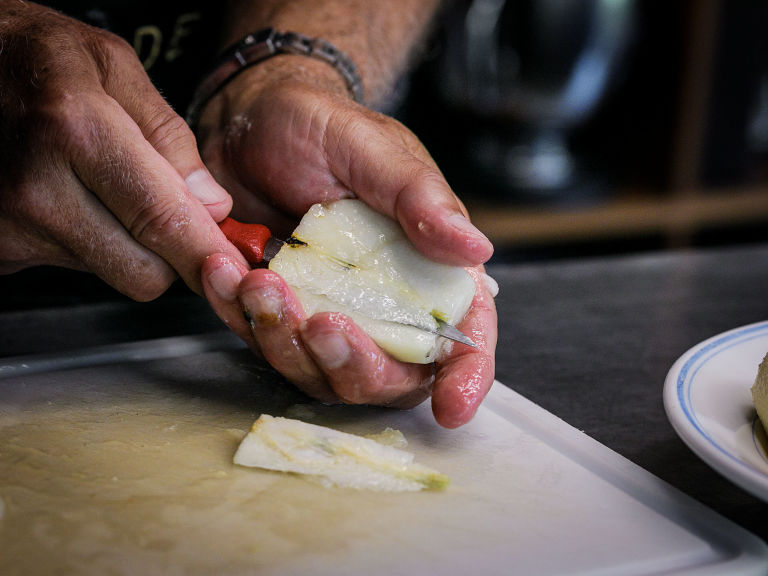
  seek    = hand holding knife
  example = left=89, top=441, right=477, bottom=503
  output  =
left=218, top=217, right=476, bottom=348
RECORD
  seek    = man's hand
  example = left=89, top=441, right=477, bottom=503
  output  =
left=0, top=2, right=246, bottom=298
left=198, top=65, right=497, bottom=428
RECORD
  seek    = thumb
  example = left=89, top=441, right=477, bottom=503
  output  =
left=323, top=104, right=493, bottom=267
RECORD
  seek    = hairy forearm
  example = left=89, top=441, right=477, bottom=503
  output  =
left=220, top=0, right=443, bottom=106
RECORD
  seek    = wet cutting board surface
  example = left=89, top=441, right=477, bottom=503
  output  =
left=0, top=335, right=766, bottom=575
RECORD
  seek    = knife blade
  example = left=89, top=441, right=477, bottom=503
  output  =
left=219, top=218, right=476, bottom=348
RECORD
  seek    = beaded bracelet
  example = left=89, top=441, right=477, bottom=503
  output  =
left=185, top=27, right=365, bottom=128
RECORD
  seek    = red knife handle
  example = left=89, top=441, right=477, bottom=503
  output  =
left=219, top=217, right=272, bottom=265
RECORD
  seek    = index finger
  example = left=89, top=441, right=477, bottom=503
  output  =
left=96, top=31, right=233, bottom=222
left=69, top=94, right=247, bottom=294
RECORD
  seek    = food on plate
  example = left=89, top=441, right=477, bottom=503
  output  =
left=268, top=199, right=476, bottom=363
left=233, top=415, right=449, bottom=492
left=752, top=352, right=768, bottom=428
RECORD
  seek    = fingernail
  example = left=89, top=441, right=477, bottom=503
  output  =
left=207, top=258, right=243, bottom=301
left=186, top=169, right=229, bottom=206
left=241, top=286, right=283, bottom=327
left=482, top=272, right=499, bottom=297
left=306, top=332, right=351, bottom=370
left=448, top=213, right=490, bottom=244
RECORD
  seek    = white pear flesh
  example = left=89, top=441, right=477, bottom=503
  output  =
left=268, top=199, right=476, bottom=364
left=233, top=415, right=449, bottom=492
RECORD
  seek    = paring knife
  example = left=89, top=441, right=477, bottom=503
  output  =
left=218, top=218, right=476, bottom=348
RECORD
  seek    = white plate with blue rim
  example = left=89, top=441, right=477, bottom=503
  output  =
left=664, top=320, right=768, bottom=502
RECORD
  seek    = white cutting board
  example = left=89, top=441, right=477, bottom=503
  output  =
left=0, top=334, right=766, bottom=576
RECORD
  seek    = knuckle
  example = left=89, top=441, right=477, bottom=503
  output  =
left=27, top=89, right=102, bottom=155
left=87, top=29, right=137, bottom=75
left=105, top=252, right=176, bottom=302
left=141, top=108, right=195, bottom=153
left=129, top=193, right=191, bottom=249
left=335, top=373, right=384, bottom=405
left=94, top=28, right=134, bottom=56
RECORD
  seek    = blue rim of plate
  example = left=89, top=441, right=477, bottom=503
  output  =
left=666, top=320, right=768, bottom=499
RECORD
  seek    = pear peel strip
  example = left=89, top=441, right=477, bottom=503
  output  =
left=233, top=415, right=449, bottom=492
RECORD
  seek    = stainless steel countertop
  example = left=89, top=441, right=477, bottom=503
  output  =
left=2, top=243, right=768, bottom=540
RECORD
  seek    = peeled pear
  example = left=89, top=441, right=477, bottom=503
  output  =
left=233, top=415, right=449, bottom=492
left=268, top=199, right=476, bottom=363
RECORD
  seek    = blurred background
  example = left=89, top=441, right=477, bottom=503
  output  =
left=397, top=0, right=768, bottom=262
